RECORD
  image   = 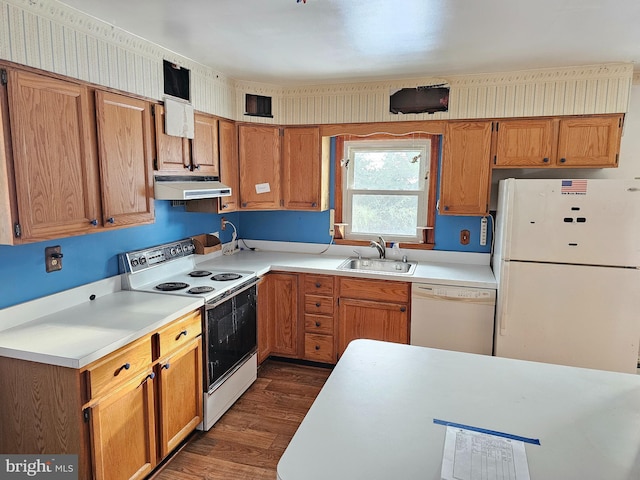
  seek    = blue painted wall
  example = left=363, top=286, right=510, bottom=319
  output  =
left=1, top=138, right=491, bottom=310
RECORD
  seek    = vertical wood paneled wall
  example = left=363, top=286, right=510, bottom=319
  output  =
left=0, top=0, right=635, bottom=126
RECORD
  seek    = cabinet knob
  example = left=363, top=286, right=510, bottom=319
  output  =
left=193, top=164, right=201, bottom=170
left=400, top=306, right=406, bottom=312
left=542, top=157, right=549, bottom=163
left=315, top=321, right=321, bottom=327
left=242, top=202, right=247, bottom=207
left=116, top=362, right=130, bottom=375
left=312, top=202, right=317, bottom=207
left=162, top=363, right=170, bottom=370
left=315, top=345, right=320, bottom=350
left=176, top=330, right=188, bottom=340
left=315, top=302, right=321, bottom=307
left=90, top=219, right=98, bottom=226
left=560, top=158, right=567, bottom=163
left=107, top=217, right=115, bottom=224
left=222, top=204, right=228, bottom=209
left=443, top=206, right=449, bottom=211
left=184, top=164, right=191, bottom=170
left=315, top=282, right=321, bottom=288
left=142, top=372, right=155, bottom=383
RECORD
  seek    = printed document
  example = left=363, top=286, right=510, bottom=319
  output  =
left=441, top=426, right=531, bottom=480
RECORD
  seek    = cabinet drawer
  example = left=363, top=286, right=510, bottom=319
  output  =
left=304, top=274, right=334, bottom=295
left=305, top=314, right=334, bottom=335
left=157, top=310, right=202, bottom=357
left=85, top=336, right=152, bottom=400
left=304, top=334, right=335, bottom=363
left=339, top=277, right=410, bottom=302
left=304, top=294, right=334, bottom=315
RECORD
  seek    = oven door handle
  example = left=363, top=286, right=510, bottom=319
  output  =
left=205, top=278, right=260, bottom=309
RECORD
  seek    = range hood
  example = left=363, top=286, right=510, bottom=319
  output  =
left=154, top=175, right=232, bottom=200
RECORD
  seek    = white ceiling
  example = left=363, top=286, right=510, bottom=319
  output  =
left=58, top=0, right=640, bottom=85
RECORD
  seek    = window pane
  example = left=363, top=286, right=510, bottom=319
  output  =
left=351, top=194, right=418, bottom=236
left=352, top=150, right=422, bottom=191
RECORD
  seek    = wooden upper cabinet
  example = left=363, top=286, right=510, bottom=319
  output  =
left=493, top=119, right=555, bottom=167
left=492, top=114, right=623, bottom=168
left=440, top=121, right=492, bottom=216
left=6, top=69, right=102, bottom=242
left=217, top=118, right=239, bottom=211
left=238, top=124, right=281, bottom=210
left=557, top=114, right=622, bottom=167
left=154, top=104, right=190, bottom=172
left=95, top=91, right=155, bottom=228
left=191, top=113, right=219, bottom=175
left=282, top=127, right=329, bottom=211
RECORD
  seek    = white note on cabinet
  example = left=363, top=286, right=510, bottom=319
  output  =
left=441, top=426, right=531, bottom=480
left=255, top=183, right=271, bottom=194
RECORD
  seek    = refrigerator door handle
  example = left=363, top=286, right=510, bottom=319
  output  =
left=498, top=262, right=511, bottom=335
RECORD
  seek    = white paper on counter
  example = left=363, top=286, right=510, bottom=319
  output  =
left=441, top=426, right=530, bottom=480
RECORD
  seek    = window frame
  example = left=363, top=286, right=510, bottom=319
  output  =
left=334, top=133, right=439, bottom=249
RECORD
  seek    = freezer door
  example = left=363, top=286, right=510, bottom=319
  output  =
left=499, top=178, right=640, bottom=267
left=494, top=261, right=640, bottom=373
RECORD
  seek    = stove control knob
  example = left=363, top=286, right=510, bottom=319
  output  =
left=176, top=245, right=182, bottom=253
left=131, top=259, right=139, bottom=267
left=170, top=247, right=177, bottom=255
left=139, top=257, right=147, bottom=265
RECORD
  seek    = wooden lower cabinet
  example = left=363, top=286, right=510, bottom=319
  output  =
left=337, top=277, right=410, bottom=358
left=89, top=369, right=157, bottom=480
left=263, top=272, right=299, bottom=358
left=0, top=308, right=203, bottom=480
left=156, top=337, right=203, bottom=458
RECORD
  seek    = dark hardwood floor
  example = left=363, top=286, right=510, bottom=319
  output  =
left=152, top=360, right=332, bottom=480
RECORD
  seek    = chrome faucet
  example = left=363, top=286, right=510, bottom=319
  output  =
left=369, top=236, right=386, bottom=259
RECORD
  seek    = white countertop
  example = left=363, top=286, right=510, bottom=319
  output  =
left=278, top=339, right=640, bottom=480
left=196, top=249, right=496, bottom=289
left=0, top=243, right=495, bottom=370
left=0, top=290, right=202, bottom=368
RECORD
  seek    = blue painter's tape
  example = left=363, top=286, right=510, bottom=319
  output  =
left=433, top=418, right=541, bottom=445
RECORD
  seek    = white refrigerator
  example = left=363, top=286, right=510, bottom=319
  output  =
left=492, top=178, right=640, bottom=373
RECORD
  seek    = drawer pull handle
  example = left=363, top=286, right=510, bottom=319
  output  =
left=315, top=321, right=321, bottom=327
left=400, top=306, right=406, bottom=312
left=315, top=345, right=320, bottom=350
left=116, top=363, right=130, bottom=375
left=140, top=372, right=155, bottom=385
left=176, top=330, right=188, bottom=340
left=107, top=217, right=115, bottom=224
left=161, top=363, right=170, bottom=370
left=315, top=302, right=321, bottom=307
left=315, top=282, right=321, bottom=288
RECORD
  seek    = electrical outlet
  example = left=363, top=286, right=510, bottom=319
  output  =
left=480, top=217, right=488, bottom=246
left=460, top=229, right=470, bottom=245
left=45, top=245, right=63, bottom=273
left=221, top=217, right=226, bottom=230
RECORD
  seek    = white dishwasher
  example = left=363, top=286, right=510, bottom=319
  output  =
left=410, top=283, right=496, bottom=355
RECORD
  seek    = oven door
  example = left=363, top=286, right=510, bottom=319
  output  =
left=204, top=280, right=258, bottom=392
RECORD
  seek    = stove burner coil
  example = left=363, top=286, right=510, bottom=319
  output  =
left=189, top=270, right=212, bottom=277
left=212, top=273, right=242, bottom=281
left=187, top=286, right=215, bottom=294
left=155, top=282, right=189, bottom=291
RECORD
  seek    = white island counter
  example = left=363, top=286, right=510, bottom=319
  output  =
left=278, top=339, right=640, bottom=480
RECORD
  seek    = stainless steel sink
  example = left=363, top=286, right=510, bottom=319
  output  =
left=337, top=257, right=417, bottom=275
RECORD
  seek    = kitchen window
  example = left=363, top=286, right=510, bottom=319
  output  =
left=334, top=133, right=439, bottom=248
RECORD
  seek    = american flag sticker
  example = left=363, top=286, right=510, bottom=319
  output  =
left=561, top=179, right=588, bottom=194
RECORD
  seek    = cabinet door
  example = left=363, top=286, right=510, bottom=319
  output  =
left=238, top=125, right=281, bottom=210
left=7, top=69, right=102, bottom=241
left=257, top=277, right=271, bottom=364
left=95, top=91, right=155, bottom=227
left=154, top=104, right=190, bottom=172
left=557, top=115, right=623, bottom=167
left=218, top=119, right=239, bottom=212
left=493, top=119, right=555, bottom=167
left=338, top=298, right=408, bottom=357
left=90, top=370, right=156, bottom=480
left=265, top=272, right=299, bottom=357
left=282, top=127, right=328, bottom=210
left=440, top=121, right=492, bottom=216
left=156, top=337, right=203, bottom=458
left=191, top=113, right=219, bottom=175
